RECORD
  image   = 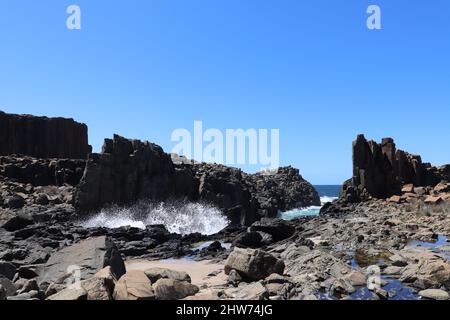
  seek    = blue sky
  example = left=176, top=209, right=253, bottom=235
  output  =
left=0, top=0, right=449, bottom=184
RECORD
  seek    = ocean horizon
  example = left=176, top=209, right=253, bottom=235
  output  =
left=277, top=185, right=341, bottom=220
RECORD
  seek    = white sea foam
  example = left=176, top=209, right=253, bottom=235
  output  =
left=278, top=196, right=338, bottom=221
left=80, top=200, right=230, bottom=236
left=320, top=196, right=339, bottom=205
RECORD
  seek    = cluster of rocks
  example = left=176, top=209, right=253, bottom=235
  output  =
left=0, top=156, right=85, bottom=187
left=386, top=182, right=450, bottom=205
left=0, top=236, right=201, bottom=301
left=0, top=156, right=85, bottom=213
left=341, top=135, right=449, bottom=202
left=0, top=111, right=91, bottom=159
left=322, top=135, right=450, bottom=218
left=297, top=199, right=450, bottom=300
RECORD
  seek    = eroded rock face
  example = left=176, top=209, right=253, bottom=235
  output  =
left=246, top=166, right=321, bottom=216
left=341, top=135, right=449, bottom=202
left=193, top=163, right=258, bottom=226
left=74, top=135, right=198, bottom=213
left=0, top=111, right=91, bottom=159
left=74, top=135, right=319, bottom=226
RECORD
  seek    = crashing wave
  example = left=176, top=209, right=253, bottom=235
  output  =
left=278, top=196, right=338, bottom=221
left=80, top=200, right=230, bottom=236
left=320, top=196, right=338, bottom=205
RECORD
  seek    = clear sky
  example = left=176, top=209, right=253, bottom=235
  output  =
left=0, top=1, right=449, bottom=184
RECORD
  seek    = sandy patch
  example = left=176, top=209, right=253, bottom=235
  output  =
left=125, top=258, right=228, bottom=289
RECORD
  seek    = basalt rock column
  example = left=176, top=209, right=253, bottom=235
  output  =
left=74, top=134, right=198, bottom=212
left=0, top=111, right=91, bottom=159
left=343, top=134, right=446, bottom=201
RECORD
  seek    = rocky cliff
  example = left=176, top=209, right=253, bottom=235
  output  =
left=0, top=111, right=91, bottom=159
left=339, top=134, right=449, bottom=202
left=73, top=135, right=198, bottom=214
left=74, top=135, right=320, bottom=226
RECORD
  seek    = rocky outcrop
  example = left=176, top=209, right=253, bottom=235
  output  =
left=245, top=167, right=320, bottom=217
left=74, top=135, right=319, bottom=226
left=74, top=135, right=198, bottom=213
left=0, top=156, right=85, bottom=187
left=75, top=135, right=195, bottom=211
left=191, top=163, right=258, bottom=226
left=0, top=111, right=91, bottom=159
left=341, top=135, right=449, bottom=202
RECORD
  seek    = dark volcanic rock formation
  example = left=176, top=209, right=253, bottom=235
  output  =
left=341, top=134, right=449, bottom=202
left=74, top=134, right=198, bottom=213
left=246, top=166, right=321, bottom=218
left=191, top=163, right=258, bottom=226
left=0, top=111, right=91, bottom=159
left=74, top=135, right=319, bottom=226
left=0, top=156, right=85, bottom=187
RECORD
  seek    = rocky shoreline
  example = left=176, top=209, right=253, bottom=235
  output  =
left=1, top=112, right=450, bottom=301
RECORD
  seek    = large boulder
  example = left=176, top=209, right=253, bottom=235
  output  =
left=224, top=248, right=285, bottom=281
left=233, top=232, right=263, bottom=248
left=398, top=248, right=450, bottom=290
left=39, top=236, right=126, bottom=284
left=0, top=261, right=17, bottom=280
left=0, top=276, right=17, bottom=298
left=249, top=218, right=296, bottom=241
left=152, top=278, right=199, bottom=300
left=1, top=214, right=33, bottom=232
left=144, top=268, right=191, bottom=283
left=113, top=270, right=155, bottom=300
left=5, top=196, right=25, bottom=209
left=81, top=277, right=113, bottom=300
left=419, top=289, right=450, bottom=300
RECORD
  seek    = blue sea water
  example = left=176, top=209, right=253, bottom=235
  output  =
left=278, top=185, right=340, bottom=220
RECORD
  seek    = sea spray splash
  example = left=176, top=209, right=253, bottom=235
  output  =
left=278, top=196, right=338, bottom=221
left=80, top=200, right=230, bottom=236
